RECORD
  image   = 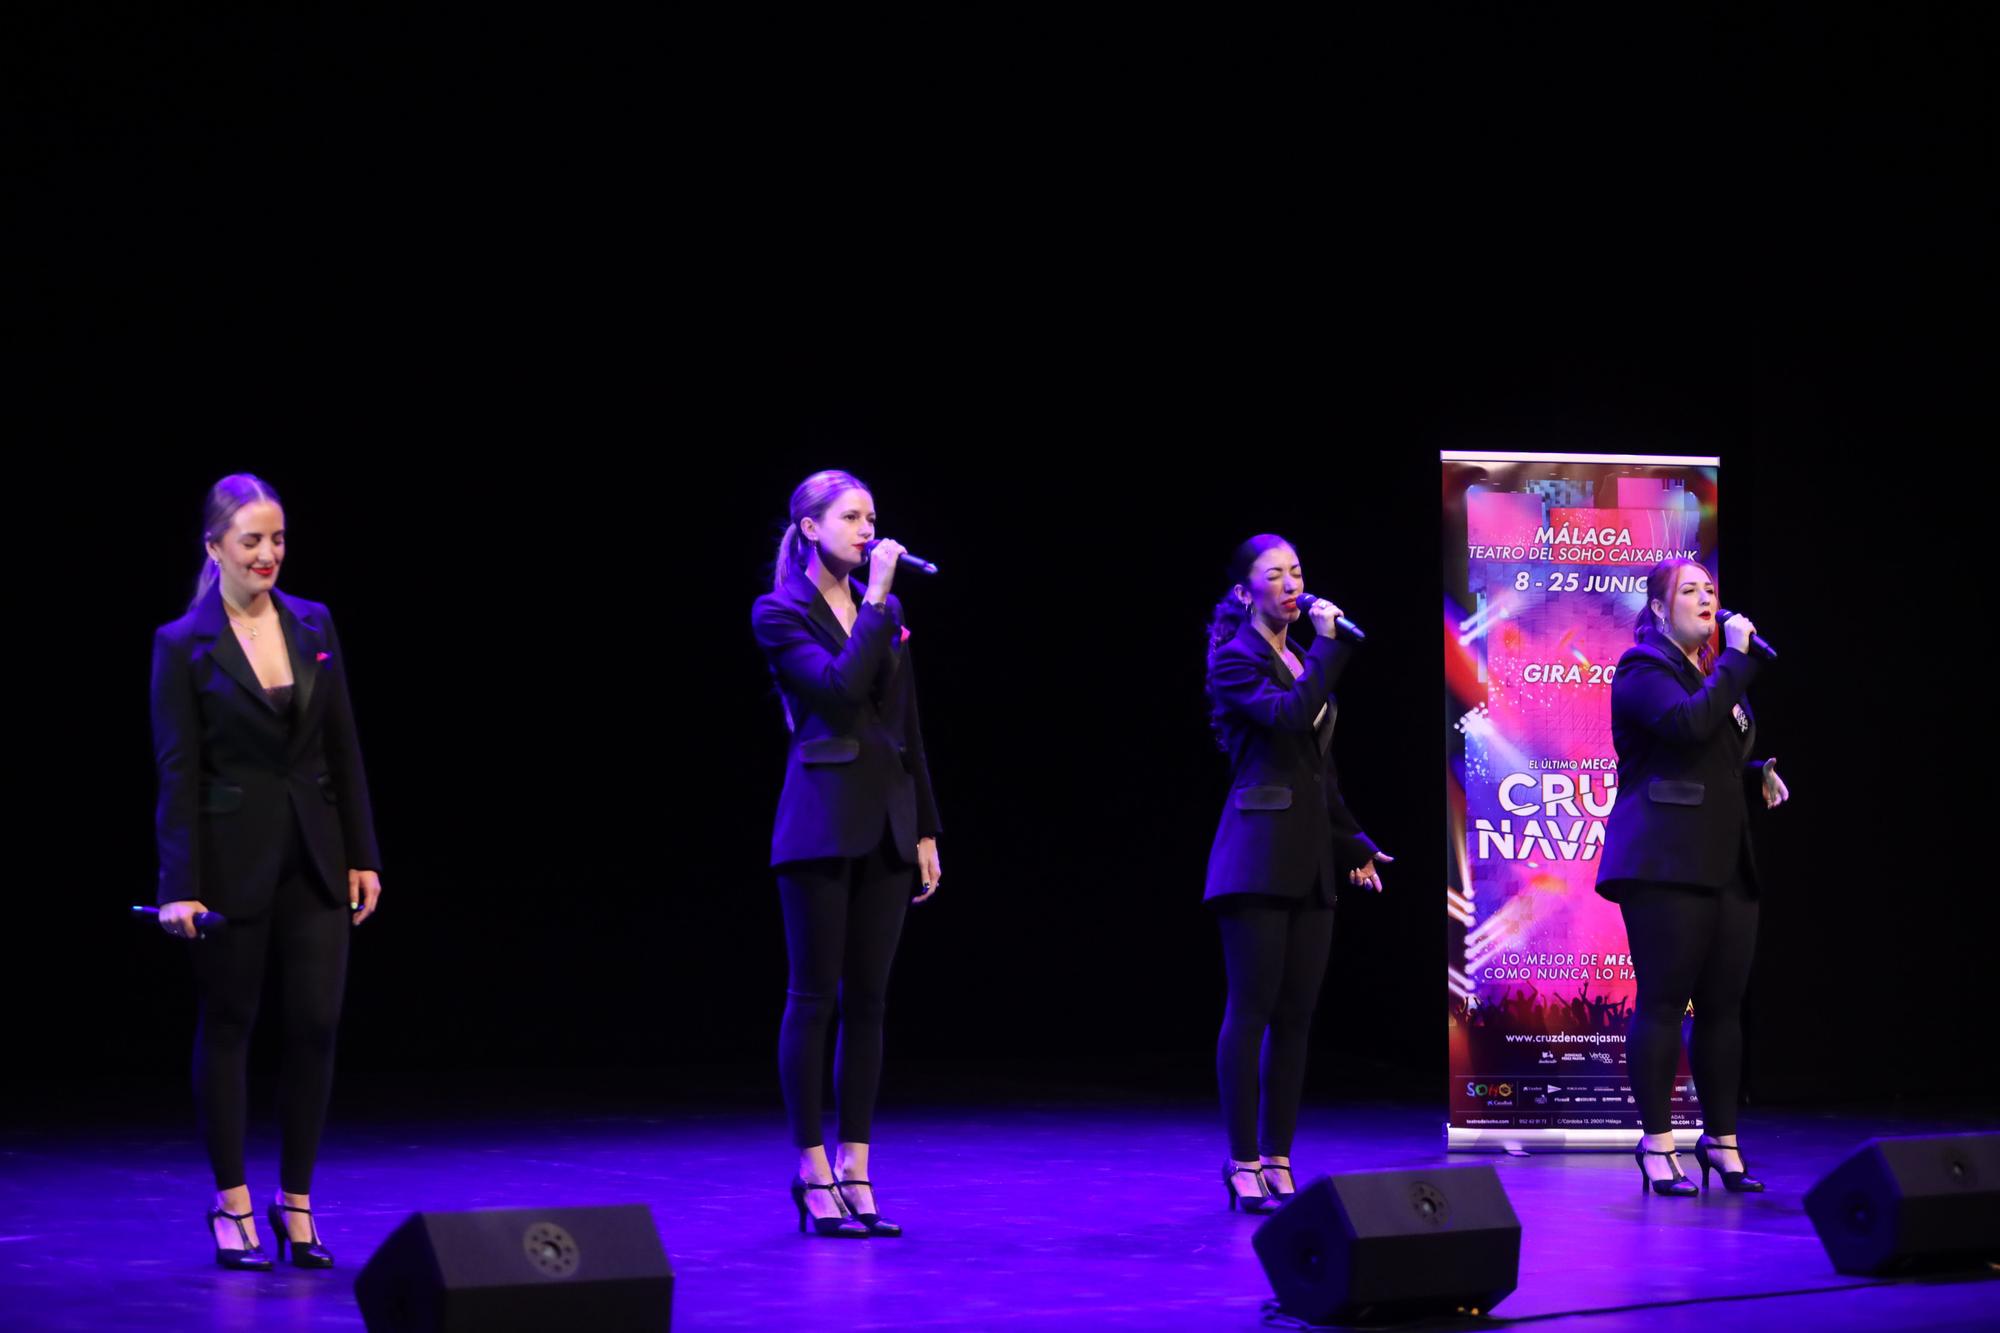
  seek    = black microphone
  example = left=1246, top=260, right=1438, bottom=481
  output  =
left=1716, top=609, right=1775, bottom=660
left=862, top=539, right=939, bottom=575
left=1294, top=594, right=1366, bottom=642
left=132, top=905, right=227, bottom=936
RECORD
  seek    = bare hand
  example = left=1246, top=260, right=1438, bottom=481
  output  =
left=349, top=869, right=383, bottom=924
left=1723, top=613, right=1756, bottom=654
left=866, top=539, right=905, bottom=601
left=159, top=900, right=209, bottom=939
left=1348, top=850, right=1392, bottom=893
left=1308, top=599, right=1344, bottom=638
left=1761, top=758, right=1790, bottom=809
left=912, top=837, right=941, bottom=904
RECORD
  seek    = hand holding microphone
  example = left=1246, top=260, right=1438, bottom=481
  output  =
left=864, top=538, right=907, bottom=602
left=1294, top=593, right=1366, bottom=642
left=862, top=538, right=938, bottom=575
left=1718, top=609, right=1776, bottom=660
left=135, top=903, right=226, bottom=939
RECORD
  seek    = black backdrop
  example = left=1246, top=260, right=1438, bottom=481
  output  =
left=15, top=6, right=1988, bottom=1108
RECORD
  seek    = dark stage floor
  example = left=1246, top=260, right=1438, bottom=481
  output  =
left=3, top=1078, right=1995, bottom=1330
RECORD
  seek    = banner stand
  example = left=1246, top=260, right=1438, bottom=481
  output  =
left=1442, top=451, right=1721, bottom=1152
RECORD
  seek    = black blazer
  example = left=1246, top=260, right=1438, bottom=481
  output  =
left=152, top=583, right=382, bottom=915
left=1203, top=622, right=1379, bottom=904
left=751, top=569, right=941, bottom=868
left=1595, top=629, right=1766, bottom=900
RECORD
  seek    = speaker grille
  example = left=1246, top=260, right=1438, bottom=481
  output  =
left=1407, top=1181, right=1450, bottom=1226
left=522, top=1222, right=581, bottom=1278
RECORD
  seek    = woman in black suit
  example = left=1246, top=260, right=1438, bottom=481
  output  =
left=751, top=469, right=942, bottom=1238
left=1596, top=558, right=1788, bottom=1195
left=152, top=474, right=383, bottom=1268
left=1203, top=535, right=1387, bottom=1213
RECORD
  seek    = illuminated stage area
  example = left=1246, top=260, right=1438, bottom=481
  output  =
left=3, top=1078, right=1992, bottom=1330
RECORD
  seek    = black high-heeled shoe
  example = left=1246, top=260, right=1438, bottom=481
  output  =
left=206, top=1205, right=273, bottom=1271
left=266, top=1199, right=335, bottom=1269
left=1259, top=1161, right=1297, bottom=1202
left=1693, top=1136, right=1765, bottom=1193
left=833, top=1179, right=902, bottom=1237
left=1224, top=1163, right=1280, bottom=1214
left=1633, top=1145, right=1699, bottom=1197
left=790, top=1178, right=870, bottom=1238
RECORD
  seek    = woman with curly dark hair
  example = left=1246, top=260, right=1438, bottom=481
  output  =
left=1202, top=534, right=1386, bottom=1213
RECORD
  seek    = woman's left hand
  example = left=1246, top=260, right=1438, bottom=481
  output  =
left=913, top=838, right=941, bottom=904
left=1761, top=758, right=1790, bottom=809
left=1349, top=850, right=1393, bottom=893
left=349, top=869, right=384, bottom=924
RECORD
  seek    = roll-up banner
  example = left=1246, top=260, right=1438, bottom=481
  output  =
left=1443, top=452, right=1720, bottom=1150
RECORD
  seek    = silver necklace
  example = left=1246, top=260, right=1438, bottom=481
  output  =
left=223, top=601, right=267, bottom=640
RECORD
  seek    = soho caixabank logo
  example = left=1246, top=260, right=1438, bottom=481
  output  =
left=1467, top=1082, right=1515, bottom=1104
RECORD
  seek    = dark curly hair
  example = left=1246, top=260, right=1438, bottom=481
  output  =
left=1205, top=534, right=1294, bottom=748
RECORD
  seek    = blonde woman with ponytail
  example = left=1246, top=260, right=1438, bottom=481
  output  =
left=750, top=469, right=942, bottom=1238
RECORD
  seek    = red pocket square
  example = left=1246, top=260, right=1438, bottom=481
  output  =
left=315, top=651, right=330, bottom=661
left=900, top=627, right=911, bottom=642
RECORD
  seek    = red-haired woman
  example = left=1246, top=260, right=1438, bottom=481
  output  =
left=1597, top=559, right=1788, bottom=1196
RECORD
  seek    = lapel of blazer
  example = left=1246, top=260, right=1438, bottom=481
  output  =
left=193, top=582, right=278, bottom=713
left=783, top=568, right=850, bottom=651
left=1232, top=621, right=1328, bottom=748
left=274, top=591, right=323, bottom=724
left=782, top=571, right=903, bottom=681
left=1638, top=628, right=1754, bottom=738
left=1638, top=629, right=1704, bottom=693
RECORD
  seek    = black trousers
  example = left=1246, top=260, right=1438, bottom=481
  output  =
left=776, top=829, right=912, bottom=1149
left=188, top=817, right=349, bottom=1193
left=1618, top=876, right=1759, bottom=1137
left=1213, top=892, right=1337, bottom=1161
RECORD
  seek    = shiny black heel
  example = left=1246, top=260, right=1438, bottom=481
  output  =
left=207, top=1206, right=273, bottom=1271
left=266, top=1200, right=336, bottom=1269
left=1633, top=1145, right=1699, bottom=1197
left=1259, top=1161, right=1297, bottom=1202
left=791, top=1178, right=870, bottom=1238
left=833, top=1179, right=902, bottom=1237
left=1224, top=1163, right=1280, bottom=1214
left=1693, top=1136, right=1765, bottom=1193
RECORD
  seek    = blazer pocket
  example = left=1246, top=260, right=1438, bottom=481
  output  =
left=200, top=782, right=243, bottom=814
left=797, top=737, right=862, bottom=765
left=1647, top=779, right=1706, bottom=806
left=317, top=773, right=340, bottom=804
left=1232, top=784, right=1294, bottom=811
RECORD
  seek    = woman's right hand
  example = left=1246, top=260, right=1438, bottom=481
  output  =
left=866, top=538, right=905, bottom=603
left=1308, top=598, right=1344, bottom=638
left=158, top=900, right=209, bottom=939
left=1723, top=612, right=1757, bottom=655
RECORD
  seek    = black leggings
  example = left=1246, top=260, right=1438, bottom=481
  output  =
left=188, top=820, right=349, bottom=1193
left=1619, top=879, right=1759, bottom=1137
left=1214, top=893, right=1336, bottom=1161
left=776, top=831, right=912, bottom=1149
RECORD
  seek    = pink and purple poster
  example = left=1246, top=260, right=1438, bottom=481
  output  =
left=1443, top=452, right=1720, bottom=1149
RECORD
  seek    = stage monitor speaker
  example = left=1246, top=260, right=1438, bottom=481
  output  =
left=1804, top=1133, right=2000, bottom=1276
left=1252, top=1166, right=1520, bottom=1325
left=355, top=1203, right=673, bottom=1332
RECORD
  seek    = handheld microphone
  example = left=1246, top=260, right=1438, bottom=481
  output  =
left=1716, top=609, right=1776, bottom=660
left=863, top=539, right=939, bottom=575
left=1295, top=594, right=1366, bottom=642
left=132, top=905, right=227, bottom=937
